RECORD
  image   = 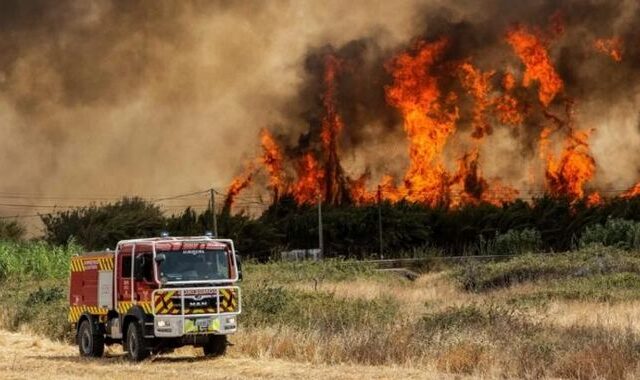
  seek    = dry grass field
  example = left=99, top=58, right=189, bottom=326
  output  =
left=0, top=330, right=445, bottom=380
left=4, top=246, right=640, bottom=379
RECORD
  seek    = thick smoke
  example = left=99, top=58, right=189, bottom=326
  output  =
left=0, top=0, right=423, bottom=213
left=2, top=0, right=640, bottom=220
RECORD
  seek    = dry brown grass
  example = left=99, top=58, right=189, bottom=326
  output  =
left=0, top=330, right=449, bottom=380
left=237, top=270, right=640, bottom=379
left=554, top=343, right=635, bottom=380
left=293, top=272, right=476, bottom=317
left=544, top=300, right=640, bottom=332
left=435, top=342, right=487, bottom=375
left=8, top=262, right=640, bottom=379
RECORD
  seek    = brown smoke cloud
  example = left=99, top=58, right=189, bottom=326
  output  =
left=0, top=0, right=424, bottom=211
left=2, top=0, right=640, bottom=222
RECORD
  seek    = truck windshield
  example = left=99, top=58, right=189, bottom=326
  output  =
left=158, top=249, right=230, bottom=283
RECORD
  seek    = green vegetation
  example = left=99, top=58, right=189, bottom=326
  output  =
left=243, top=285, right=397, bottom=331
left=41, top=197, right=165, bottom=250
left=455, top=245, right=640, bottom=291
left=475, top=228, right=542, bottom=256
left=0, top=240, right=79, bottom=280
left=245, top=259, right=381, bottom=284
left=0, top=280, right=70, bottom=341
left=580, top=218, right=640, bottom=249
left=507, top=273, right=640, bottom=305
left=35, top=194, right=640, bottom=260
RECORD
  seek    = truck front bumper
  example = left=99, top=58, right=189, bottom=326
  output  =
left=154, top=314, right=238, bottom=337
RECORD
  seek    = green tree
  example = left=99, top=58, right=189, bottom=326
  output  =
left=41, top=197, right=164, bottom=250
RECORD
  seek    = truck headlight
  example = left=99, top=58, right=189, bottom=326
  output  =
left=225, top=317, right=235, bottom=325
left=157, top=319, right=168, bottom=327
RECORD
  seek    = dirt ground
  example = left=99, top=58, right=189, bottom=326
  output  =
left=0, top=330, right=451, bottom=380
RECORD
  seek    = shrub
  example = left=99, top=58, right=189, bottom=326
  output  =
left=454, top=246, right=640, bottom=292
left=242, top=284, right=397, bottom=332
left=421, top=304, right=530, bottom=334
left=579, top=218, right=640, bottom=249
left=0, top=219, right=25, bottom=241
left=41, top=197, right=164, bottom=250
left=473, top=228, right=542, bottom=256
left=493, top=228, right=542, bottom=255
left=245, top=259, right=381, bottom=284
left=0, top=281, right=71, bottom=341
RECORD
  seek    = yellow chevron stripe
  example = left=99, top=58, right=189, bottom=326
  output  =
left=97, top=257, right=114, bottom=271
left=68, top=305, right=110, bottom=322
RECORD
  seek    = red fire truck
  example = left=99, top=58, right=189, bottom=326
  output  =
left=68, top=235, right=242, bottom=361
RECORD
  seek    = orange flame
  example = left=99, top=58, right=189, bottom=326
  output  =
left=449, top=149, right=488, bottom=206
left=378, top=175, right=406, bottom=203
left=494, top=72, right=525, bottom=125
left=622, top=182, right=640, bottom=198
left=385, top=38, right=458, bottom=206
left=348, top=172, right=376, bottom=205
left=223, top=166, right=256, bottom=211
left=458, top=62, right=494, bottom=138
left=224, top=19, right=628, bottom=211
left=292, top=153, right=323, bottom=205
left=541, top=123, right=596, bottom=199
left=506, top=25, right=563, bottom=107
left=449, top=149, right=518, bottom=207
left=586, top=192, right=603, bottom=206
left=320, top=54, right=349, bottom=205
left=260, top=128, right=286, bottom=200
left=594, top=37, right=623, bottom=62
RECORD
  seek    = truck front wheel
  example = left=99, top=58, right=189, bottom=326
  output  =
left=78, top=319, right=104, bottom=357
left=126, top=321, right=150, bottom=361
left=202, top=335, right=227, bottom=357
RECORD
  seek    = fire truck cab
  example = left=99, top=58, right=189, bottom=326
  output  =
left=68, top=236, right=242, bottom=361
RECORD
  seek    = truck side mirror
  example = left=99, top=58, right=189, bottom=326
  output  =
left=236, top=254, right=243, bottom=281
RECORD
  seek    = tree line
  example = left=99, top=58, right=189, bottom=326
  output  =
left=21, top=195, right=640, bottom=261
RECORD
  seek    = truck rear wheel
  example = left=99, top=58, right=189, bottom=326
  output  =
left=202, top=335, right=227, bottom=357
left=78, top=319, right=104, bottom=358
left=126, top=321, right=150, bottom=361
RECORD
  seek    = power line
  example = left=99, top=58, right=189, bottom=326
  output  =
left=151, top=189, right=211, bottom=202
left=0, top=203, right=72, bottom=208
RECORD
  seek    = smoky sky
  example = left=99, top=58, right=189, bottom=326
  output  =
left=1, top=0, right=640, bottom=224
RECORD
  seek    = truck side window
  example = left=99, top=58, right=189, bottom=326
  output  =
left=137, top=254, right=154, bottom=282
left=121, top=255, right=131, bottom=278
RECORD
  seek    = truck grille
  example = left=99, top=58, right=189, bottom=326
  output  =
left=154, top=288, right=238, bottom=315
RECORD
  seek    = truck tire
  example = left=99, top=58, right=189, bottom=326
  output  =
left=78, top=319, right=104, bottom=358
left=126, top=321, right=150, bottom=361
left=202, top=335, right=227, bottom=357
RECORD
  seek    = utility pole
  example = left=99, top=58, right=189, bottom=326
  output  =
left=210, top=188, right=218, bottom=237
left=318, top=194, right=324, bottom=260
left=377, top=185, right=383, bottom=259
